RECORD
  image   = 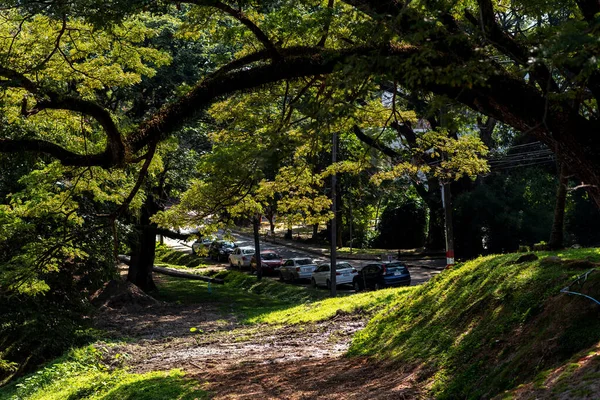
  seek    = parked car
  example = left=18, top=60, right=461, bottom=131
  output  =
left=229, top=246, right=255, bottom=269
left=207, top=240, right=236, bottom=262
left=279, top=258, right=317, bottom=282
left=191, top=236, right=214, bottom=255
left=353, top=261, right=411, bottom=291
left=250, top=250, right=283, bottom=274
left=311, top=262, right=358, bottom=289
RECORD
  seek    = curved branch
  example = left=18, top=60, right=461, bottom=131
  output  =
left=0, top=138, right=113, bottom=166
left=129, top=45, right=411, bottom=153
left=0, top=65, right=126, bottom=166
left=352, top=125, right=400, bottom=158
left=35, top=96, right=125, bottom=164
left=184, top=0, right=279, bottom=60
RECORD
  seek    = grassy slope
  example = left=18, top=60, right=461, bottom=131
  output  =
left=350, top=248, right=600, bottom=399
left=154, top=244, right=213, bottom=270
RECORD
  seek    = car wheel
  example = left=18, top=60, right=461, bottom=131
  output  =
left=311, top=278, right=318, bottom=288
left=279, top=272, right=285, bottom=282
left=353, top=279, right=362, bottom=292
left=374, top=282, right=382, bottom=291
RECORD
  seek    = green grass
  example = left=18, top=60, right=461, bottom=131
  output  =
left=249, top=286, right=413, bottom=324
left=0, top=346, right=207, bottom=400
left=349, top=248, right=600, bottom=399
left=154, top=270, right=407, bottom=325
left=155, top=244, right=211, bottom=269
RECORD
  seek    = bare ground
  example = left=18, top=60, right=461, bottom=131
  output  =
left=93, top=281, right=427, bottom=399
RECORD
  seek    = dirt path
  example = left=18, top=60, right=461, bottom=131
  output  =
left=94, top=293, right=426, bottom=399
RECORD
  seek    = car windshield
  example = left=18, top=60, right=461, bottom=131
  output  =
left=261, top=253, right=279, bottom=260
left=386, top=263, right=408, bottom=273
left=336, top=263, right=353, bottom=270
left=243, top=249, right=255, bottom=254
left=296, top=259, right=313, bottom=265
left=221, top=241, right=235, bottom=248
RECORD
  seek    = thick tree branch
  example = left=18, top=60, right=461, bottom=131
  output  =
left=129, top=45, right=413, bottom=153
left=390, top=121, right=417, bottom=145
left=352, top=125, right=400, bottom=158
left=0, top=138, right=111, bottom=166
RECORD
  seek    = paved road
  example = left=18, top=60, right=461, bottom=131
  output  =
left=162, top=234, right=443, bottom=288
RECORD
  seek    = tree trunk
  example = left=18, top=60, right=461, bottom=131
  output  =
left=312, top=223, right=319, bottom=240
left=127, top=194, right=159, bottom=292
left=549, top=163, right=569, bottom=250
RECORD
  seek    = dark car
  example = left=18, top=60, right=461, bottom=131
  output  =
left=208, top=240, right=236, bottom=262
left=250, top=250, right=283, bottom=274
left=353, top=262, right=411, bottom=291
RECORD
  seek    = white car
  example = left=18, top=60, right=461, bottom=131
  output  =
left=228, top=246, right=255, bottom=269
left=279, top=258, right=318, bottom=282
left=311, top=262, right=358, bottom=289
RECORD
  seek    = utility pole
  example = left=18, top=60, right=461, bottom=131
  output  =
left=253, top=215, right=262, bottom=280
left=330, top=132, right=338, bottom=296
left=440, top=106, right=454, bottom=269
left=441, top=182, right=455, bottom=268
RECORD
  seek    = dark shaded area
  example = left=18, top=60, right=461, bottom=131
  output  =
left=374, top=202, right=426, bottom=249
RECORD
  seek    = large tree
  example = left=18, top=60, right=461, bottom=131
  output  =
left=1, top=0, right=599, bottom=285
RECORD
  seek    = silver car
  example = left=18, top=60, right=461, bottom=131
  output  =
left=279, top=258, right=317, bottom=282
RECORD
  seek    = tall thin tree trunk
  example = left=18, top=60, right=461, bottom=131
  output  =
left=549, top=163, right=568, bottom=250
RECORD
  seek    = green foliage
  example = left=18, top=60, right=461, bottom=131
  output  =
left=350, top=248, right=600, bottom=398
left=0, top=345, right=207, bottom=400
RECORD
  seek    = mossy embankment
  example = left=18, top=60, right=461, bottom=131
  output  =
left=349, top=248, right=600, bottom=399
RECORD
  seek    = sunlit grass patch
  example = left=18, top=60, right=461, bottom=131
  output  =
left=249, top=286, right=413, bottom=325
left=0, top=345, right=207, bottom=400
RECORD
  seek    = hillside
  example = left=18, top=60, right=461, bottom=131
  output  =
left=350, top=248, right=600, bottom=399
